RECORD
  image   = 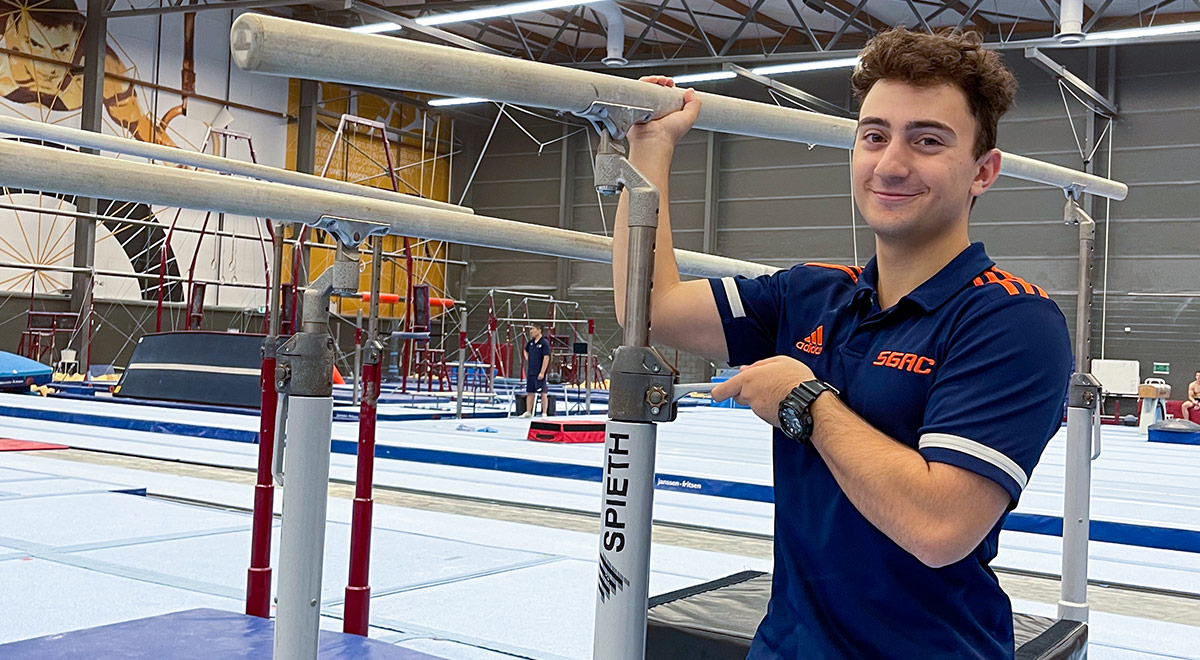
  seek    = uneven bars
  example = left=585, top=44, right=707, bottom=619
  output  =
left=229, top=13, right=1129, bottom=201
left=0, top=139, right=777, bottom=280
left=0, top=114, right=470, bottom=214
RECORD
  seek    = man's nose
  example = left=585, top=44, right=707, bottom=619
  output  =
left=873, top=140, right=912, bottom=181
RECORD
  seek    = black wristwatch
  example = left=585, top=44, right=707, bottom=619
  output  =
left=778, top=379, right=840, bottom=443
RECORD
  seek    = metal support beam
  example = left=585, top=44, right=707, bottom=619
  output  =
left=538, top=5, right=579, bottom=61
left=296, top=79, right=319, bottom=289
left=556, top=125, right=576, bottom=300
left=718, top=0, right=769, bottom=56
left=106, top=0, right=304, bottom=19
left=701, top=129, right=720, bottom=383
left=352, top=1, right=503, bottom=54
left=1037, top=0, right=1059, bottom=21
left=679, top=0, right=719, bottom=57
left=782, top=0, right=823, bottom=50
left=570, top=23, right=1200, bottom=69
left=808, top=0, right=876, bottom=38
left=726, top=64, right=853, bottom=117
left=701, top=131, right=720, bottom=256
left=509, top=15, right=535, bottom=60
left=623, top=3, right=719, bottom=50
left=71, top=0, right=106, bottom=371
left=230, top=15, right=1129, bottom=200
left=1025, top=47, right=1118, bottom=117
left=954, top=0, right=989, bottom=32
left=825, top=0, right=869, bottom=51
left=627, top=1, right=670, bottom=57
left=903, top=0, right=932, bottom=32
left=1083, top=0, right=1117, bottom=32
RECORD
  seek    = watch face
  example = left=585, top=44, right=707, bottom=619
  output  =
left=780, top=406, right=804, bottom=438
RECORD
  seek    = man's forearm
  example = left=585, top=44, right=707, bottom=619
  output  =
left=808, top=395, right=985, bottom=566
left=540, top=356, right=549, bottom=375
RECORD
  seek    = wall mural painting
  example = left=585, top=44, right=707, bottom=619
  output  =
left=0, top=0, right=284, bottom=312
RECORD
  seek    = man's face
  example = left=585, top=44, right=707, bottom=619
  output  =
left=1194, top=372, right=1199, bottom=383
left=7, top=14, right=81, bottom=93
left=528, top=327, right=541, bottom=340
left=852, top=80, right=999, bottom=245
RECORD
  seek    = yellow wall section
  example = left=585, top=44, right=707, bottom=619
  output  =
left=284, top=80, right=451, bottom=323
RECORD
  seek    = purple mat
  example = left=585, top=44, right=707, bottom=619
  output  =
left=0, top=608, right=442, bottom=659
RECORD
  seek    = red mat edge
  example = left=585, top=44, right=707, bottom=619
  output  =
left=0, top=438, right=69, bottom=451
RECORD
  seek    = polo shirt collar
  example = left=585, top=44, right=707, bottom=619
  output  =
left=850, top=260, right=879, bottom=308
left=903, top=242, right=995, bottom=312
left=849, top=242, right=994, bottom=314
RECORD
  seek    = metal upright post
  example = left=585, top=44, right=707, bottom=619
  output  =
left=1059, top=196, right=1102, bottom=623
left=273, top=243, right=360, bottom=660
left=456, top=307, right=468, bottom=419
left=592, top=127, right=675, bottom=660
left=353, top=308, right=363, bottom=405
left=246, top=224, right=285, bottom=618
left=71, top=0, right=106, bottom=372
left=488, top=314, right=498, bottom=395
left=586, top=318, right=595, bottom=414
left=345, top=237, right=384, bottom=635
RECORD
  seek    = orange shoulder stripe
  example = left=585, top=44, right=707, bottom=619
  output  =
left=974, top=267, right=1050, bottom=298
left=993, top=268, right=1050, bottom=299
left=979, top=269, right=1021, bottom=295
left=805, top=262, right=859, bottom=283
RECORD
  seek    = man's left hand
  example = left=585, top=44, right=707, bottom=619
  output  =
left=711, top=356, right=815, bottom=427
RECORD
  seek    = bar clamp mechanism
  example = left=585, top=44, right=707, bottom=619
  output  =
left=275, top=242, right=361, bottom=398
left=608, top=346, right=678, bottom=422
left=313, top=214, right=390, bottom=248
left=1068, top=372, right=1102, bottom=410
left=574, top=101, right=654, bottom=142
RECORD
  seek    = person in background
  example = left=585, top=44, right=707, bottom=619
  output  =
left=1183, top=370, right=1200, bottom=421
left=520, top=323, right=551, bottom=418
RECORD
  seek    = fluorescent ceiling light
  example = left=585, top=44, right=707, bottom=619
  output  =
left=672, top=71, right=738, bottom=84
left=750, top=57, right=860, bottom=76
left=416, top=0, right=603, bottom=26
left=428, top=97, right=490, bottom=107
left=1084, top=21, right=1200, bottom=42
left=350, top=21, right=401, bottom=34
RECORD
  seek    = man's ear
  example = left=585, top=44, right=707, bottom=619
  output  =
left=971, top=148, right=1003, bottom=198
left=971, top=148, right=1002, bottom=198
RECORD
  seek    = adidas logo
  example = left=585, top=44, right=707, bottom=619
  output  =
left=796, top=325, right=824, bottom=355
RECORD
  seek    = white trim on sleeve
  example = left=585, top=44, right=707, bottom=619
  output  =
left=722, top=277, right=746, bottom=319
left=918, top=432, right=1028, bottom=491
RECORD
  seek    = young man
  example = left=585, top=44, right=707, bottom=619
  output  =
left=613, top=29, right=1073, bottom=659
left=520, top=323, right=551, bottom=418
left=1183, top=371, right=1200, bottom=421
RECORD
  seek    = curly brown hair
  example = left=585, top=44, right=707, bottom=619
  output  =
left=851, top=28, right=1017, bottom=159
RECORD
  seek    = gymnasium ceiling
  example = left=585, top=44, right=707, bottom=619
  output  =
left=111, top=0, right=1200, bottom=68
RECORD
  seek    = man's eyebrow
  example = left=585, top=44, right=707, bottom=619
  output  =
left=856, top=117, right=957, bottom=136
left=907, top=120, right=956, bottom=135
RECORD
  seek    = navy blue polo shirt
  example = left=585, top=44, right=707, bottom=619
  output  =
left=525, top=336, right=551, bottom=376
left=708, top=242, right=1071, bottom=660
